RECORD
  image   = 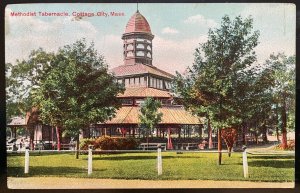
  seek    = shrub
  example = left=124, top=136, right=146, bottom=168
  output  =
left=273, top=140, right=295, bottom=151
left=79, top=138, right=96, bottom=150
left=80, top=136, right=140, bottom=150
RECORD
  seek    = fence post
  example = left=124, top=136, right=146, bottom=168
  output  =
left=242, top=145, right=249, bottom=178
left=157, top=144, right=162, bottom=175
left=24, top=146, right=30, bottom=174
left=88, top=145, right=93, bottom=176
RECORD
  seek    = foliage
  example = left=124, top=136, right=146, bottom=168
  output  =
left=139, top=97, right=163, bottom=138
left=274, top=140, right=295, bottom=151
left=6, top=49, right=55, bottom=117
left=79, top=138, right=96, bottom=150
left=174, top=15, right=260, bottom=130
left=221, top=128, right=237, bottom=156
left=80, top=136, right=140, bottom=150
left=32, top=39, right=124, bottom=137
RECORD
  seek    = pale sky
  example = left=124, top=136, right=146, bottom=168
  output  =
left=5, top=3, right=296, bottom=74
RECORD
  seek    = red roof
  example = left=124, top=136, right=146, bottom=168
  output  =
left=125, top=11, right=152, bottom=34
left=111, top=63, right=174, bottom=79
left=117, top=87, right=173, bottom=98
left=101, top=106, right=202, bottom=125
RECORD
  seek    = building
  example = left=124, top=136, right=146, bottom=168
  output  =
left=84, top=10, right=203, bottom=140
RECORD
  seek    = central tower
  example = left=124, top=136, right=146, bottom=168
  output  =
left=122, top=10, right=154, bottom=66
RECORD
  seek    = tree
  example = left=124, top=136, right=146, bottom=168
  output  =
left=221, top=128, right=237, bottom=157
left=139, top=97, right=163, bottom=149
left=265, top=53, right=295, bottom=149
left=33, top=39, right=124, bottom=158
left=6, top=49, right=55, bottom=149
left=174, top=15, right=259, bottom=165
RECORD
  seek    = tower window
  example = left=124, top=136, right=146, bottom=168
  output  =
left=147, top=45, right=151, bottom=50
left=127, top=44, right=134, bottom=50
left=147, top=52, right=151, bottom=58
left=136, top=44, right=144, bottom=49
left=136, top=51, right=144, bottom=57
left=127, top=51, right=134, bottom=57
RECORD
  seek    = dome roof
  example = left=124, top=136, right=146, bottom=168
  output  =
left=124, top=11, right=152, bottom=34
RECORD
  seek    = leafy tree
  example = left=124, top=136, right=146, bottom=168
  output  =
left=174, top=15, right=259, bottom=164
left=265, top=53, right=295, bottom=149
left=221, top=128, right=237, bottom=157
left=33, top=39, right=124, bottom=158
left=139, top=97, right=163, bottom=149
left=6, top=49, right=55, bottom=148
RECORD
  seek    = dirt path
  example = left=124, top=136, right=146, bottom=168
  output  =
left=7, top=177, right=294, bottom=189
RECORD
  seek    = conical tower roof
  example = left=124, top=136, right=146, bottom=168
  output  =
left=124, top=11, right=152, bottom=34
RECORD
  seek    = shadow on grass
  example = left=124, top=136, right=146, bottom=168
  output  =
left=7, top=166, right=107, bottom=177
left=92, top=155, right=202, bottom=161
left=249, top=156, right=295, bottom=160
left=248, top=160, right=294, bottom=168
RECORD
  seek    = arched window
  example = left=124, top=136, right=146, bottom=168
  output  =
left=127, top=51, right=134, bottom=57
left=147, top=45, right=151, bottom=50
left=127, top=44, right=134, bottom=50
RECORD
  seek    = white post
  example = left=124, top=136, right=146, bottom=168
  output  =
left=157, top=144, right=162, bottom=175
left=24, top=146, right=29, bottom=174
left=242, top=145, right=249, bottom=178
left=88, top=145, right=93, bottom=176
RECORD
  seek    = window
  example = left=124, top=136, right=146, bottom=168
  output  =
left=127, top=51, right=134, bottom=57
left=147, top=45, right=151, bottom=50
left=152, top=77, right=155, bottom=88
left=147, top=52, right=151, bottom=58
left=136, top=51, right=144, bottom=57
left=134, top=77, right=139, bottom=86
left=125, top=79, right=130, bottom=87
left=122, top=99, right=133, bottom=105
left=127, top=44, right=134, bottom=50
left=136, top=44, right=144, bottom=49
left=159, top=79, right=163, bottom=89
left=149, top=77, right=153, bottom=87
left=141, top=76, right=147, bottom=87
left=130, top=78, right=134, bottom=86
left=135, top=99, right=145, bottom=106
left=117, top=79, right=123, bottom=84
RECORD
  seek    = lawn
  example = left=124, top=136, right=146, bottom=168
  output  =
left=7, top=152, right=294, bottom=182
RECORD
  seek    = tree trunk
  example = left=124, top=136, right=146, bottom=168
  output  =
left=75, top=134, right=80, bottom=159
left=56, top=126, right=61, bottom=151
left=242, top=125, right=246, bottom=145
left=281, top=99, right=288, bottom=149
left=146, top=135, right=149, bottom=150
left=29, top=127, right=35, bottom=150
left=276, top=126, right=280, bottom=142
left=218, top=128, right=222, bottom=165
left=262, top=122, right=268, bottom=143
left=208, top=119, right=213, bottom=149
left=275, top=104, right=280, bottom=142
left=228, top=146, right=232, bottom=157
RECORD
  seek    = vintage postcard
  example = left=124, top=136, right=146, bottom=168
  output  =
left=5, top=3, right=295, bottom=189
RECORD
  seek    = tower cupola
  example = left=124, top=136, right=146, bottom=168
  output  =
left=122, top=11, right=154, bottom=65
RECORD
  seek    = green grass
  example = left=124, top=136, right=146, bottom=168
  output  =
left=7, top=152, right=294, bottom=182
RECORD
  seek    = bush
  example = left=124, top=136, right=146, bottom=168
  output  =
left=80, top=136, right=140, bottom=150
left=273, top=140, right=295, bottom=151
left=79, top=138, right=96, bottom=150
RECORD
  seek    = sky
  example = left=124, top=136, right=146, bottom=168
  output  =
left=5, top=3, right=296, bottom=74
